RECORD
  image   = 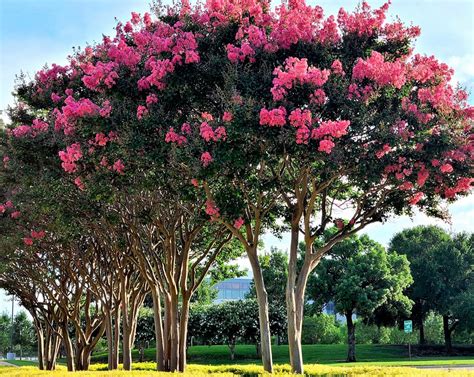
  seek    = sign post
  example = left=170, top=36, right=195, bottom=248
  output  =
left=404, top=320, right=413, bottom=360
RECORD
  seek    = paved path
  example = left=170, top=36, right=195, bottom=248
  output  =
left=414, top=365, right=474, bottom=371
left=0, top=361, right=18, bottom=367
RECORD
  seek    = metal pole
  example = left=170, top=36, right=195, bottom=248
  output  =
left=10, top=295, right=14, bottom=353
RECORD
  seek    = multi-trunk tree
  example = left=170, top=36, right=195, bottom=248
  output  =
left=1, top=0, right=472, bottom=374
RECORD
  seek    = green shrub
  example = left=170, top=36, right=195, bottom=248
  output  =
left=301, top=314, right=344, bottom=344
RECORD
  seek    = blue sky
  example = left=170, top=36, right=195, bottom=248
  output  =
left=0, top=0, right=473, bottom=314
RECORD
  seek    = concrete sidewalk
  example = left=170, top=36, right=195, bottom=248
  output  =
left=0, top=361, right=18, bottom=367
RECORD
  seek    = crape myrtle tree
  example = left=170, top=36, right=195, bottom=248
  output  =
left=2, top=5, right=242, bottom=373
left=308, top=232, right=412, bottom=362
left=1, top=0, right=473, bottom=373
left=165, top=1, right=472, bottom=373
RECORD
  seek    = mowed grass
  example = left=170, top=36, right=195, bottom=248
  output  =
left=89, top=344, right=474, bottom=367
left=1, top=360, right=38, bottom=367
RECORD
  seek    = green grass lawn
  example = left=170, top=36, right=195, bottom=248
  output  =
left=89, top=344, right=474, bottom=367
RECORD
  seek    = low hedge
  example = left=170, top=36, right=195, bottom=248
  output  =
left=1, top=364, right=474, bottom=376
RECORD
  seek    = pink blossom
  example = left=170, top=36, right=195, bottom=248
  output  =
left=201, top=112, right=214, bottom=121
left=205, top=200, right=220, bottom=218
left=191, top=178, right=199, bottom=187
left=165, top=128, right=187, bottom=145
left=181, top=123, right=191, bottom=134
left=417, top=168, right=429, bottom=187
left=312, top=120, right=350, bottom=139
left=223, top=111, right=233, bottom=122
left=3, top=155, right=10, bottom=167
left=318, top=139, right=335, bottom=154
left=399, top=181, right=414, bottom=191
left=271, top=57, right=330, bottom=100
left=234, top=217, right=245, bottom=229
left=146, top=94, right=159, bottom=105
left=409, top=192, right=424, bottom=205
left=200, top=122, right=215, bottom=142
left=100, top=100, right=112, bottom=117
left=375, top=144, right=392, bottom=159
left=0, top=205, right=5, bottom=214
left=259, top=107, right=287, bottom=127
left=95, top=133, right=109, bottom=146
left=113, top=160, right=125, bottom=175
left=59, top=143, right=82, bottom=173
left=82, top=61, right=119, bottom=91
left=74, top=177, right=85, bottom=190
left=296, top=126, right=311, bottom=144
left=31, top=230, right=46, bottom=239
left=12, top=125, right=31, bottom=138
left=214, top=126, right=227, bottom=141
left=352, top=51, right=406, bottom=89
left=23, top=238, right=34, bottom=246
left=201, top=152, right=213, bottom=167
left=440, top=163, right=453, bottom=173
left=11, top=211, right=21, bottom=219
left=51, top=92, right=62, bottom=103
left=331, top=59, right=344, bottom=75
left=137, top=105, right=149, bottom=120
left=5, top=201, right=13, bottom=209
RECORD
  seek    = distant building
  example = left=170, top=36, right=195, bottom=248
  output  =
left=213, top=278, right=353, bottom=322
left=214, top=278, right=252, bottom=302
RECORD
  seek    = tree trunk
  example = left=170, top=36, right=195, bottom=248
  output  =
left=346, top=312, right=356, bottom=362
left=105, top=314, right=114, bottom=370
left=248, top=250, right=273, bottom=373
left=229, top=341, right=236, bottom=360
left=35, top=326, right=45, bottom=370
left=443, top=315, right=453, bottom=354
left=168, top=292, right=180, bottom=372
left=178, top=295, right=191, bottom=372
left=113, top=309, right=121, bottom=370
left=419, top=319, right=425, bottom=345
left=62, top=324, right=75, bottom=372
left=151, top=287, right=165, bottom=371
left=286, top=222, right=306, bottom=374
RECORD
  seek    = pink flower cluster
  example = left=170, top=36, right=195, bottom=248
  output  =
left=271, top=57, right=330, bottom=101
left=201, top=152, right=213, bottom=167
left=54, top=96, right=101, bottom=135
left=337, top=2, right=388, bottom=37
left=0, top=200, right=20, bottom=219
left=444, top=177, right=473, bottom=198
left=199, top=122, right=227, bottom=142
left=35, top=63, right=69, bottom=89
left=108, top=38, right=141, bottom=68
left=312, top=120, right=351, bottom=139
left=352, top=51, right=406, bottom=89
left=205, top=200, right=220, bottom=218
left=59, top=143, right=82, bottom=173
left=165, top=127, right=187, bottom=145
left=375, top=144, right=392, bottom=159
left=259, top=107, right=287, bottom=127
left=82, top=61, right=119, bottom=91
left=11, top=119, right=49, bottom=138
left=112, top=159, right=125, bottom=175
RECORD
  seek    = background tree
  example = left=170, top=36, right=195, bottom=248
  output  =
left=309, top=233, right=412, bottom=362
left=389, top=227, right=473, bottom=352
left=12, top=311, right=36, bottom=359
left=388, top=225, right=451, bottom=345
